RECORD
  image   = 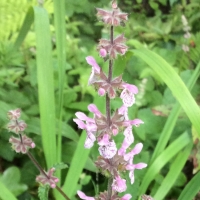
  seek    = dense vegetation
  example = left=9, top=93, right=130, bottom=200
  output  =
left=0, top=0, right=200, bottom=199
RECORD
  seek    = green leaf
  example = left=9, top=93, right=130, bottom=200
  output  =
left=52, top=163, right=68, bottom=170
left=132, top=49, right=200, bottom=137
left=153, top=143, right=193, bottom=200
left=34, top=6, right=57, bottom=168
left=139, top=131, right=191, bottom=195
left=13, top=7, right=34, bottom=50
left=0, top=180, right=17, bottom=200
left=56, top=132, right=90, bottom=199
left=178, top=171, right=200, bottom=200
left=38, top=185, right=49, bottom=200
left=53, top=0, right=67, bottom=178
left=0, top=166, right=28, bottom=196
left=151, top=62, right=200, bottom=162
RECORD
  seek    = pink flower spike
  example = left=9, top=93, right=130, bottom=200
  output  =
left=98, top=88, right=106, bottom=96
left=121, top=194, right=132, bottom=200
left=99, top=48, right=107, bottom=57
left=88, top=104, right=102, bottom=118
left=77, top=190, right=95, bottom=200
left=112, top=175, right=127, bottom=193
left=98, top=134, right=110, bottom=146
left=86, top=56, right=100, bottom=73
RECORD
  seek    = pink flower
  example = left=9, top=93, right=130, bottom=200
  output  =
left=123, top=126, right=134, bottom=144
left=7, top=109, right=21, bottom=120
left=120, top=83, right=138, bottom=107
left=98, top=134, right=110, bottom=146
left=86, top=56, right=101, bottom=85
left=118, top=105, right=129, bottom=120
left=123, top=119, right=144, bottom=127
left=121, top=194, right=132, bottom=200
left=88, top=104, right=102, bottom=118
left=98, top=88, right=106, bottom=96
left=84, top=132, right=96, bottom=149
left=77, top=191, right=95, bottom=200
left=96, top=8, right=128, bottom=26
left=97, top=34, right=128, bottom=59
left=112, top=175, right=127, bottom=192
left=9, top=135, right=35, bottom=154
left=124, top=143, right=143, bottom=163
left=7, top=120, right=27, bottom=134
left=36, top=168, right=59, bottom=188
left=99, top=48, right=107, bottom=57
left=99, top=140, right=117, bottom=159
left=126, top=163, right=147, bottom=184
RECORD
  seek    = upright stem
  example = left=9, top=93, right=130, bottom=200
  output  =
left=106, top=25, right=114, bottom=200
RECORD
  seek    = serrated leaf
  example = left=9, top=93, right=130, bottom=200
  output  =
left=38, top=185, right=49, bottom=200
left=52, top=163, right=68, bottom=170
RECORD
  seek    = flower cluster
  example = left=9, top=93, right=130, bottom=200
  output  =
left=7, top=108, right=35, bottom=154
left=7, top=108, right=59, bottom=188
left=74, top=1, right=147, bottom=199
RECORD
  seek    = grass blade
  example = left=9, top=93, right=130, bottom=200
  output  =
left=0, top=180, right=17, bottom=200
left=153, top=143, right=193, bottom=200
left=14, top=7, right=34, bottom=50
left=53, top=0, right=66, bottom=180
left=132, top=49, right=200, bottom=137
left=178, top=171, right=200, bottom=200
left=34, top=6, right=57, bottom=168
left=151, top=61, right=200, bottom=163
left=139, top=131, right=191, bottom=195
left=56, top=133, right=90, bottom=200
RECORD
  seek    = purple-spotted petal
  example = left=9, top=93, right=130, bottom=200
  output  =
left=120, top=89, right=135, bottom=107
left=98, top=140, right=117, bottom=159
left=112, top=175, right=127, bottom=193
left=84, top=132, right=96, bottom=149
left=123, top=126, right=134, bottom=144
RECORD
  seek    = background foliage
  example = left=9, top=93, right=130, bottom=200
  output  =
left=0, top=0, right=200, bottom=200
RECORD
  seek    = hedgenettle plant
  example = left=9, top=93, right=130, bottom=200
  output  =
left=5, top=1, right=147, bottom=199
left=73, top=1, right=147, bottom=199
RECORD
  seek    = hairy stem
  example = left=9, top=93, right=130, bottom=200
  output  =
left=106, top=25, right=114, bottom=200
left=21, top=142, right=70, bottom=200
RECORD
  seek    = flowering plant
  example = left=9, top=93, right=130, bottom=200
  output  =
left=73, top=1, right=147, bottom=199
